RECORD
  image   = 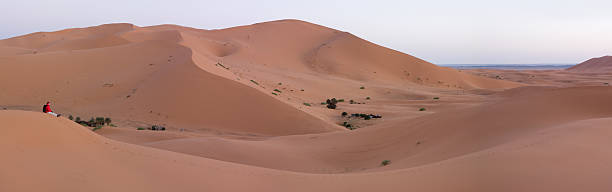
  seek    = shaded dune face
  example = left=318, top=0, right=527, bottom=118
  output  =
left=567, top=55, right=612, bottom=73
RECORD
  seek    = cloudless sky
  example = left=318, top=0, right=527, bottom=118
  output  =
left=1, top=0, right=611, bottom=64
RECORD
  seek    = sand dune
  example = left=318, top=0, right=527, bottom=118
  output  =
left=3, top=101, right=612, bottom=191
left=567, top=55, right=612, bottom=73
left=1, top=20, right=610, bottom=191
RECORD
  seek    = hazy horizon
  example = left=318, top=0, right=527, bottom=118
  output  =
left=2, top=0, right=611, bottom=64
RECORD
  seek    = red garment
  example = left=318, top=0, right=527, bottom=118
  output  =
left=43, top=104, right=52, bottom=113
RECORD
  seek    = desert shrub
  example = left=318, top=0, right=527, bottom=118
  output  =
left=272, top=92, right=278, bottom=96
left=68, top=115, right=74, bottom=120
left=326, top=98, right=338, bottom=109
left=349, top=100, right=355, bottom=104
left=366, top=97, right=371, bottom=100
left=216, top=62, right=229, bottom=70
left=274, top=89, right=282, bottom=93
left=381, top=160, right=391, bottom=166
left=104, top=117, right=111, bottom=125
left=152, top=125, right=166, bottom=131
left=303, top=103, right=311, bottom=106
left=341, top=112, right=348, bottom=116
left=337, top=99, right=345, bottom=102
left=433, top=97, right=440, bottom=100
left=95, top=117, right=105, bottom=125
left=92, top=125, right=102, bottom=131
left=360, top=86, right=365, bottom=89
left=278, top=82, right=282, bottom=85
left=89, top=118, right=95, bottom=124
left=419, top=108, right=426, bottom=111
left=250, top=80, right=259, bottom=85
left=342, top=122, right=354, bottom=130
left=110, top=124, right=117, bottom=127
left=75, top=117, right=81, bottom=122
left=364, top=115, right=371, bottom=120
left=321, top=102, right=326, bottom=105
left=137, top=127, right=146, bottom=130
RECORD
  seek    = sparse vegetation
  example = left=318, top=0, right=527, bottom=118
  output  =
left=349, top=113, right=382, bottom=119
left=92, top=125, right=102, bottom=132
left=419, top=108, right=426, bottom=111
left=342, top=122, right=354, bottom=130
left=215, top=62, right=230, bottom=70
left=75, top=117, right=81, bottom=122
left=272, top=92, right=278, bottom=96
left=151, top=125, right=166, bottom=131
left=341, top=112, right=348, bottom=116
left=104, top=117, right=112, bottom=125
left=366, top=97, right=371, bottom=100
left=250, top=80, right=259, bottom=85
left=337, top=99, right=345, bottom=102
left=433, top=97, right=440, bottom=100
left=95, top=117, right=105, bottom=126
left=303, top=103, right=312, bottom=106
left=274, top=89, right=282, bottom=93
left=381, top=160, right=391, bottom=166
left=137, top=127, right=146, bottom=130
left=325, top=98, right=338, bottom=109
left=321, top=102, right=327, bottom=105
left=278, top=82, right=282, bottom=85
left=110, top=124, right=117, bottom=127
left=68, top=115, right=74, bottom=120
left=360, top=86, right=365, bottom=89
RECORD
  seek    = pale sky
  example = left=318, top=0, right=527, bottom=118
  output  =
left=1, top=0, right=611, bottom=64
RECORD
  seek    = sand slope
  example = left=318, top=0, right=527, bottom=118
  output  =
left=567, top=55, right=612, bottom=73
left=3, top=102, right=612, bottom=191
left=119, top=86, right=612, bottom=173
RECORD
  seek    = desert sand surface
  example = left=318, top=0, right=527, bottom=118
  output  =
left=2, top=20, right=612, bottom=191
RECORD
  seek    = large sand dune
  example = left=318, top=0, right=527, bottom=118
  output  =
left=567, top=55, right=612, bottom=73
left=1, top=20, right=609, bottom=191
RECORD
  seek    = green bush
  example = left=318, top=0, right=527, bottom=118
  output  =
left=337, top=99, right=345, bottom=102
left=341, top=112, right=348, bottom=116
left=303, top=103, right=311, bottom=106
left=433, top=97, right=440, bottom=100
left=320, top=102, right=326, bottom=105
left=381, top=160, right=391, bottom=166
left=104, top=117, right=112, bottom=125
left=68, top=115, right=74, bottom=120
left=250, top=80, right=259, bottom=85
left=95, top=117, right=105, bottom=125
left=92, top=125, right=102, bottom=131
left=419, top=108, right=426, bottom=111
left=274, top=89, right=282, bottom=93
left=272, top=92, right=278, bottom=96
left=137, top=127, right=146, bottom=130
left=75, top=117, right=81, bottom=122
